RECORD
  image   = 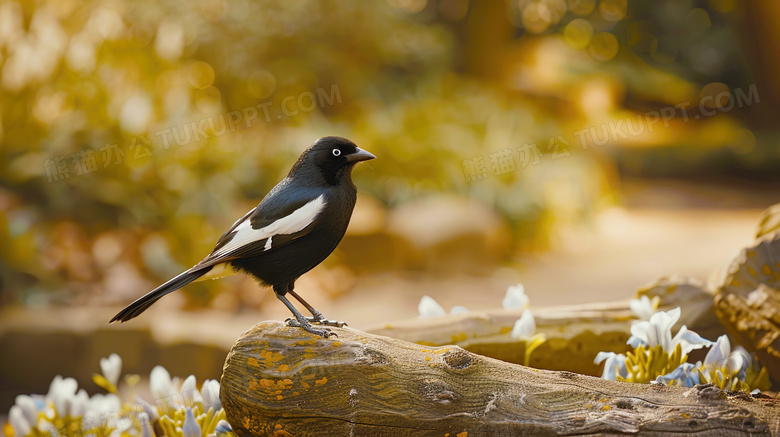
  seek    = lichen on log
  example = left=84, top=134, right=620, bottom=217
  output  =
left=220, top=321, right=780, bottom=436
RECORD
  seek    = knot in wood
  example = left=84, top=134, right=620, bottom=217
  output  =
left=443, top=347, right=476, bottom=371
left=692, top=383, right=726, bottom=401
left=421, top=379, right=459, bottom=404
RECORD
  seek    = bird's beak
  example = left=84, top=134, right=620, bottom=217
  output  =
left=346, top=147, right=376, bottom=163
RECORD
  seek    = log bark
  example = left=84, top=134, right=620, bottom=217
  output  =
left=220, top=321, right=780, bottom=436
left=364, top=276, right=722, bottom=376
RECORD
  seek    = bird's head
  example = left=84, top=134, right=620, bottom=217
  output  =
left=290, top=136, right=375, bottom=186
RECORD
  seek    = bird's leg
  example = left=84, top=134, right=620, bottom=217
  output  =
left=275, top=292, right=335, bottom=338
left=287, top=288, right=347, bottom=328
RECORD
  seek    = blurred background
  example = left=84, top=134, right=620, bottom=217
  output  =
left=1, top=0, right=779, bottom=412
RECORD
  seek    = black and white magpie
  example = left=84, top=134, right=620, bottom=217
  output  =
left=110, top=136, right=375, bottom=337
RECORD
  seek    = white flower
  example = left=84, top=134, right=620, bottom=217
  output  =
left=703, top=335, right=732, bottom=367
left=670, top=325, right=713, bottom=355
left=15, top=395, right=39, bottom=426
left=626, top=307, right=711, bottom=354
left=150, top=365, right=177, bottom=401
left=9, top=405, right=32, bottom=436
left=46, top=376, right=78, bottom=417
left=655, top=362, right=699, bottom=387
left=702, top=335, right=750, bottom=379
left=180, top=375, right=202, bottom=407
left=418, top=296, right=445, bottom=317
left=182, top=407, right=201, bottom=437
left=502, top=284, right=529, bottom=310
left=83, top=393, right=121, bottom=429
left=215, top=420, right=233, bottom=435
left=38, top=419, right=60, bottom=437
left=510, top=310, right=536, bottom=340
left=594, top=351, right=627, bottom=380
left=629, top=295, right=660, bottom=320
left=134, top=395, right=159, bottom=422
left=100, top=354, right=122, bottom=387
left=450, top=305, right=469, bottom=315
left=201, top=380, right=221, bottom=412
left=139, top=412, right=154, bottom=437
left=71, top=389, right=89, bottom=418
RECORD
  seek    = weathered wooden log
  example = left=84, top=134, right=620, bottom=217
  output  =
left=364, top=275, right=722, bottom=376
left=220, top=321, right=780, bottom=436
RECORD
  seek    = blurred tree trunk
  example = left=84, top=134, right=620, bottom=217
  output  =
left=460, top=1, right=514, bottom=79
left=737, top=1, right=780, bottom=129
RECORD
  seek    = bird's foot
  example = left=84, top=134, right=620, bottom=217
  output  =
left=284, top=317, right=337, bottom=338
left=306, top=311, right=348, bottom=327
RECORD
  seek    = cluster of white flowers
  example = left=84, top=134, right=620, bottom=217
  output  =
left=7, top=354, right=233, bottom=437
left=417, top=283, right=545, bottom=365
left=595, top=296, right=768, bottom=392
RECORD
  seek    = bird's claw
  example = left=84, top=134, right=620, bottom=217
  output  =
left=284, top=317, right=338, bottom=338
left=287, top=315, right=347, bottom=328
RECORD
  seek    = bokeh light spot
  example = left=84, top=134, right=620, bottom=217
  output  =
left=588, top=32, right=619, bottom=61
left=730, top=128, right=755, bottom=155
left=599, top=0, right=627, bottom=22
left=247, top=70, right=276, bottom=99
left=567, top=0, right=595, bottom=16
left=564, top=18, right=594, bottom=50
left=700, top=82, right=730, bottom=109
left=195, top=86, right=222, bottom=113
left=188, top=61, right=215, bottom=89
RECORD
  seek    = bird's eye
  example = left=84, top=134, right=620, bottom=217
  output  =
left=332, top=149, right=341, bottom=157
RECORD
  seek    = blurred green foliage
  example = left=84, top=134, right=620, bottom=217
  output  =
left=0, top=0, right=770, bottom=308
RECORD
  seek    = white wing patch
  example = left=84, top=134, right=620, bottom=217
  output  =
left=213, top=195, right=326, bottom=257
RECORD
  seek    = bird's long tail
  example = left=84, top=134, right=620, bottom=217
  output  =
left=110, top=266, right=212, bottom=323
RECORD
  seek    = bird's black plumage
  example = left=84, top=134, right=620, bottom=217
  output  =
left=110, top=136, right=375, bottom=336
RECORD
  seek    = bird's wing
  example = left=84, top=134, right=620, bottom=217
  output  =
left=195, top=192, right=327, bottom=268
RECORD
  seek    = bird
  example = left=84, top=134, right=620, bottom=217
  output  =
left=110, top=136, right=375, bottom=337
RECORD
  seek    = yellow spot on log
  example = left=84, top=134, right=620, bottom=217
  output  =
left=682, top=413, right=690, bottom=419
left=457, top=432, right=468, bottom=437
left=731, top=279, right=740, bottom=286
left=333, top=341, right=341, bottom=347
left=500, top=326, right=511, bottom=334
left=748, top=250, right=755, bottom=258
left=259, top=379, right=275, bottom=388
left=280, top=379, right=293, bottom=389
left=434, top=348, right=448, bottom=354
left=748, top=266, right=757, bottom=277
left=315, top=377, right=328, bottom=386
left=248, top=357, right=259, bottom=367
left=260, top=350, right=285, bottom=364
left=302, top=382, right=310, bottom=388
left=762, top=264, right=772, bottom=275
left=242, top=417, right=250, bottom=429
left=276, top=395, right=284, bottom=400
left=601, top=405, right=611, bottom=411
left=273, top=424, right=293, bottom=436
left=666, top=284, right=678, bottom=293
left=248, top=379, right=258, bottom=390
left=278, top=364, right=289, bottom=372
left=425, top=356, right=431, bottom=361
